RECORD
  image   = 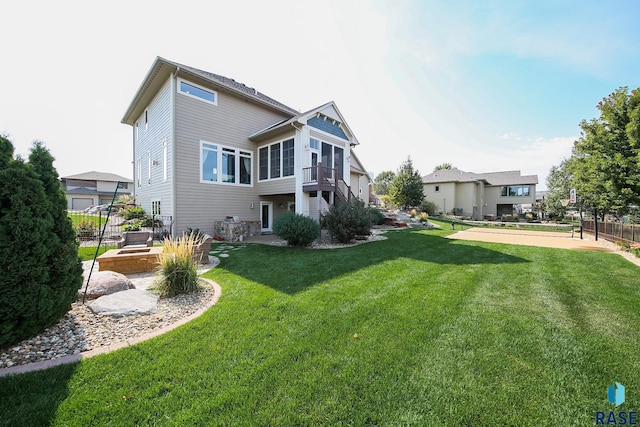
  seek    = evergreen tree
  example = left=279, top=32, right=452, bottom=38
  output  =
left=388, top=157, right=424, bottom=209
left=29, top=142, right=82, bottom=320
left=0, top=137, right=82, bottom=347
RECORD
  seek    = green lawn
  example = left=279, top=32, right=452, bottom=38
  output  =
left=1, top=226, right=639, bottom=425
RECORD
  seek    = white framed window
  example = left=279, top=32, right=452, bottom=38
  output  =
left=135, top=122, right=139, bottom=141
left=137, top=158, right=142, bottom=187
left=200, top=141, right=252, bottom=185
left=435, top=185, right=440, bottom=192
left=152, top=200, right=161, bottom=215
left=144, top=109, right=148, bottom=131
left=258, top=138, right=295, bottom=181
left=178, top=79, right=217, bottom=105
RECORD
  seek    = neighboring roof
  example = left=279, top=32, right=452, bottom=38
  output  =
left=65, top=187, right=132, bottom=196
left=122, top=57, right=299, bottom=125
left=249, top=101, right=360, bottom=145
left=61, top=171, right=133, bottom=183
left=422, top=168, right=538, bottom=186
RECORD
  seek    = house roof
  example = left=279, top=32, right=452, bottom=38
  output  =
left=122, top=57, right=299, bottom=125
left=422, top=168, right=538, bottom=186
left=61, top=171, right=133, bottom=183
left=249, top=101, right=360, bottom=145
left=349, top=150, right=368, bottom=175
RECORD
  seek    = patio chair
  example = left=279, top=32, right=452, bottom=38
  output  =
left=117, top=231, right=153, bottom=249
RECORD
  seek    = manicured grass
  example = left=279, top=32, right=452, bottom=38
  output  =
left=77, top=245, right=116, bottom=261
left=68, top=212, right=107, bottom=228
left=1, top=227, right=639, bottom=425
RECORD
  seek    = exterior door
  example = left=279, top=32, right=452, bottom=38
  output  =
left=261, top=202, right=273, bottom=233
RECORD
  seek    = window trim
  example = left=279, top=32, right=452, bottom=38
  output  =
left=258, top=137, right=295, bottom=182
left=500, top=185, right=531, bottom=197
left=200, top=140, right=253, bottom=186
left=178, top=78, right=217, bottom=105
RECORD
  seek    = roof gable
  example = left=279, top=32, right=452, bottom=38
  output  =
left=122, top=57, right=299, bottom=125
left=249, top=101, right=359, bottom=145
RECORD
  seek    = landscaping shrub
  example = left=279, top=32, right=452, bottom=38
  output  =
left=0, top=138, right=82, bottom=348
left=368, top=207, right=385, bottom=225
left=121, top=206, right=146, bottom=220
left=122, top=220, right=142, bottom=232
left=273, top=211, right=320, bottom=247
left=420, top=199, right=439, bottom=216
left=155, top=232, right=203, bottom=298
left=322, top=199, right=371, bottom=243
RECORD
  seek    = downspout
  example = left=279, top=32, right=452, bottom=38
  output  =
left=171, top=67, right=180, bottom=236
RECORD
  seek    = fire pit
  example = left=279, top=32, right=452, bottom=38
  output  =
left=97, top=247, right=164, bottom=274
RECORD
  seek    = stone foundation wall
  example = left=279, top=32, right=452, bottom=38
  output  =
left=213, top=221, right=261, bottom=242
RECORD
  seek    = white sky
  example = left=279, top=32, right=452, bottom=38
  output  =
left=2, top=0, right=639, bottom=190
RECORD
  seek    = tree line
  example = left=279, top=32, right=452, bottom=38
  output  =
left=544, top=86, right=640, bottom=221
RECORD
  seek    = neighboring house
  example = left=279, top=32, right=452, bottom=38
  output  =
left=422, top=168, right=538, bottom=220
left=121, top=57, right=369, bottom=237
left=62, top=171, right=133, bottom=211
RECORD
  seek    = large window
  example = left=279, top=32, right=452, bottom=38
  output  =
left=501, top=185, right=530, bottom=197
left=201, top=141, right=251, bottom=185
left=178, top=79, right=217, bottom=105
left=259, top=138, right=295, bottom=180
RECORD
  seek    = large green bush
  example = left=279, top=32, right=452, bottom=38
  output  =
left=322, top=200, right=371, bottom=243
left=273, top=211, right=320, bottom=247
left=368, top=207, right=385, bottom=225
left=121, top=206, right=146, bottom=220
left=420, top=199, right=439, bottom=216
left=0, top=138, right=82, bottom=348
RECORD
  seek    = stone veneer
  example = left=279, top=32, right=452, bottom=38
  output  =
left=213, top=220, right=261, bottom=242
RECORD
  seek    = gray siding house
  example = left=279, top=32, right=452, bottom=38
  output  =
left=422, top=168, right=538, bottom=220
left=62, top=171, right=133, bottom=211
left=121, top=57, right=368, bottom=238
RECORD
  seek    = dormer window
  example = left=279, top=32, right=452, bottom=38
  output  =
left=178, top=79, right=217, bottom=105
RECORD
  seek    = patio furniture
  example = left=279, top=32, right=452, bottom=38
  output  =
left=192, top=234, right=213, bottom=264
left=117, top=231, right=153, bottom=249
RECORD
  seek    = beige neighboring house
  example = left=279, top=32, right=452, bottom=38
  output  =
left=61, top=171, right=133, bottom=211
left=121, top=57, right=370, bottom=238
left=422, top=168, right=538, bottom=220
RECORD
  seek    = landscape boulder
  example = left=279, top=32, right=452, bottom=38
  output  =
left=89, top=289, right=159, bottom=317
left=79, top=270, right=135, bottom=299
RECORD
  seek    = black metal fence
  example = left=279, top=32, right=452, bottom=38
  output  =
left=69, top=210, right=173, bottom=246
left=582, top=220, right=639, bottom=245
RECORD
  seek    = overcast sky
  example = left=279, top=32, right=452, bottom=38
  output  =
left=2, top=0, right=639, bottom=190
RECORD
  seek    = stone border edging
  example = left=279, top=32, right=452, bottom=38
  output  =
left=0, top=279, right=221, bottom=378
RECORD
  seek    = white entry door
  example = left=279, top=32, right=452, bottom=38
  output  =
left=260, top=202, right=273, bottom=233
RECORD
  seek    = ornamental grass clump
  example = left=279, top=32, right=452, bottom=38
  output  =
left=155, top=232, right=203, bottom=298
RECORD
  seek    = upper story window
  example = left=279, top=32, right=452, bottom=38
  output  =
left=201, top=141, right=251, bottom=186
left=135, top=121, right=139, bottom=141
left=435, top=185, right=440, bottom=192
left=144, top=109, right=149, bottom=131
left=259, top=138, right=295, bottom=181
left=310, top=137, right=320, bottom=150
left=501, top=185, right=530, bottom=197
left=178, top=79, right=217, bottom=105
